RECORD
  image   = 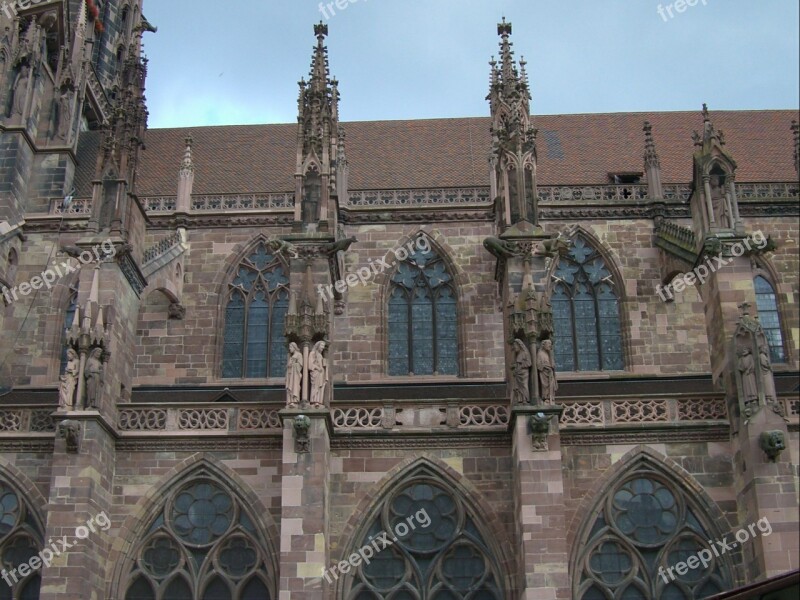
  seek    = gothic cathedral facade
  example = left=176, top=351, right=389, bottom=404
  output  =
left=0, top=2, right=798, bottom=599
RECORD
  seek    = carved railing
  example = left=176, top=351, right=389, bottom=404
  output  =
left=143, top=230, right=183, bottom=265
left=737, top=182, right=799, bottom=200
left=662, top=185, right=693, bottom=202
left=191, top=193, right=294, bottom=211
left=51, top=197, right=92, bottom=215
left=0, top=407, right=58, bottom=433
left=346, top=188, right=492, bottom=208
left=331, top=402, right=509, bottom=431
left=559, top=396, right=728, bottom=426
left=117, top=404, right=282, bottom=433
left=538, top=184, right=649, bottom=203
left=142, top=196, right=178, bottom=212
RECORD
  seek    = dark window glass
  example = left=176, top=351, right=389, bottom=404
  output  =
left=203, top=578, right=232, bottom=600
left=754, top=276, right=785, bottom=363
left=553, top=236, right=624, bottom=372
left=222, top=244, right=289, bottom=378
left=164, top=577, right=192, bottom=600
left=0, top=482, right=44, bottom=600
left=345, top=477, right=504, bottom=599
left=387, top=247, right=458, bottom=376
left=19, top=575, right=40, bottom=600
left=577, top=474, right=732, bottom=600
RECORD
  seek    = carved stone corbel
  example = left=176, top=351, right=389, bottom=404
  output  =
left=293, top=415, right=311, bottom=453
left=759, top=430, right=786, bottom=462
left=57, top=419, right=81, bottom=453
left=529, top=412, right=550, bottom=451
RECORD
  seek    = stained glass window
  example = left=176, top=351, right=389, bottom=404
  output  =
left=552, top=236, right=623, bottom=371
left=0, top=480, right=44, bottom=600
left=388, top=247, right=458, bottom=376
left=222, top=244, right=290, bottom=378
left=574, top=472, right=732, bottom=600
left=345, top=476, right=504, bottom=600
left=123, top=478, right=274, bottom=600
left=754, top=276, right=785, bottom=363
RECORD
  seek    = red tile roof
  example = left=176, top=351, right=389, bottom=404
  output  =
left=74, top=110, right=799, bottom=197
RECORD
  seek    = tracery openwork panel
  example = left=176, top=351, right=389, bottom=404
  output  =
left=574, top=471, right=732, bottom=600
left=345, top=477, right=504, bottom=600
left=552, top=236, right=623, bottom=372
left=123, top=479, right=274, bottom=600
left=0, top=479, right=44, bottom=600
left=222, top=243, right=290, bottom=379
left=388, top=247, right=458, bottom=376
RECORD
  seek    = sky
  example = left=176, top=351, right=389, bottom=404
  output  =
left=141, top=0, right=799, bottom=129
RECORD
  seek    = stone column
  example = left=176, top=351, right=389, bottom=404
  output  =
left=278, top=409, right=332, bottom=600
left=510, top=405, right=569, bottom=600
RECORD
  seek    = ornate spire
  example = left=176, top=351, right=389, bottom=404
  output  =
left=792, top=120, right=799, bottom=175
left=294, top=23, right=343, bottom=233
left=180, top=136, right=194, bottom=177
left=487, top=18, right=537, bottom=227
left=643, top=121, right=663, bottom=199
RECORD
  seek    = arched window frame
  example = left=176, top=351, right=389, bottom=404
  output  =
left=0, top=475, right=45, bottom=600
left=549, top=232, right=626, bottom=373
left=571, top=458, right=738, bottom=600
left=220, top=242, right=290, bottom=380
left=340, top=466, right=507, bottom=600
left=118, top=470, right=277, bottom=600
left=384, top=239, right=460, bottom=377
left=752, top=263, right=788, bottom=364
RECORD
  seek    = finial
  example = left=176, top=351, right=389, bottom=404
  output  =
left=702, top=103, right=709, bottom=121
left=792, top=120, right=799, bottom=174
left=314, top=21, right=328, bottom=39
left=498, top=16, right=512, bottom=36
left=644, top=121, right=659, bottom=164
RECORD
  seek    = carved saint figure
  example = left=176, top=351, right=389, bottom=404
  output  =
left=758, top=345, right=777, bottom=402
left=537, top=339, right=558, bottom=404
left=84, top=348, right=104, bottom=409
left=511, top=339, right=531, bottom=405
left=737, top=347, right=758, bottom=406
left=286, top=342, right=303, bottom=408
left=58, top=348, right=79, bottom=410
left=709, top=174, right=731, bottom=229
left=11, top=64, right=31, bottom=117
left=56, top=87, right=74, bottom=140
left=309, top=341, right=328, bottom=408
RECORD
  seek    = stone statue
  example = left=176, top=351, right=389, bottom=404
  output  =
left=56, top=87, right=74, bottom=140
left=537, top=339, right=558, bottom=404
left=84, top=347, right=104, bottom=409
left=709, top=174, right=731, bottom=228
left=511, top=339, right=531, bottom=405
left=757, top=345, right=777, bottom=402
left=309, top=341, right=328, bottom=408
left=286, top=342, right=303, bottom=409
left=58, top=348, right=79, bottom=410
left=737, top=347, right=758, bottom=408
left=10, top=64, right=31, bottom=116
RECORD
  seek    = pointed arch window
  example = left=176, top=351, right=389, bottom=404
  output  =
left=574, top=470, right=733, bottom=600
left=0, top=479, right=44, bottom=600
left=222, top=244, right=289, bottom=379
left=552, top=236, right=623, bottom=371
left=753, top=275, right=785, bottom=363
left=388, top=246, right=458, bottom=376
left=122, top=478, right=274, bottom=600
left=345, top=477, right=504, bottom=599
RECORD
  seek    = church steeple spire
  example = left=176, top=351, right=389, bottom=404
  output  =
left=294, top=22, right=343, bottom=234
left=488, top=18, right=538, bottom=229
